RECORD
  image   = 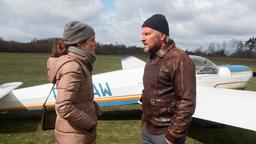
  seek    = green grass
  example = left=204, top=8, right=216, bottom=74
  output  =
left=0, top=53, right=50, bottom=87
left=0, top=53, right=256, bottom=144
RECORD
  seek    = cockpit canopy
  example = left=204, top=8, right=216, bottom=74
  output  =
left=189, top=55, right=218, bottom=74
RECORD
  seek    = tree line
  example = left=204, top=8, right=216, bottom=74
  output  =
left=189, top=37, right=256, bottom=58
left=0, top=37, right=255, bottom=58
left=0, top=38, right=144, bottom=55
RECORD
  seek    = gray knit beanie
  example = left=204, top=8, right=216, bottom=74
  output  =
left=63, top=21, right=95, bottom=45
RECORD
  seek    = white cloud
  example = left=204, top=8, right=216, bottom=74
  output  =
left=0, top=0, right=255, bottom=50
left=1, top=0, right=103, bottom=41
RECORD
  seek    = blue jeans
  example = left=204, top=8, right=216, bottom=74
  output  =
left=141, top=125, right=186, bottom=144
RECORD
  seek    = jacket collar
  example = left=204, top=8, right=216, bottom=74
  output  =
left=155, top=41, right=175, bottom=58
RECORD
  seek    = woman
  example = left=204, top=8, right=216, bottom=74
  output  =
left=47, top=21, right=98, bottom=144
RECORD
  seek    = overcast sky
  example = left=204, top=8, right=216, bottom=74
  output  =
left=0, top=0, right=255, bottom=50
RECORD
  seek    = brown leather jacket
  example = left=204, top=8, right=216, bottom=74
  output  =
left=47, top=52, right=97, bottom=144
left=141, top=42, right=196, bottom=143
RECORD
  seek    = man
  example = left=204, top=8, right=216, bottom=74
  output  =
left=140, top=14, right=196, bottom=144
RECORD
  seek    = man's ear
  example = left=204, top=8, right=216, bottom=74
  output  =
left=160, top=33, right=167, bottom=41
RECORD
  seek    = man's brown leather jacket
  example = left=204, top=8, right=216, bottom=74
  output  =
left=141, top=42, right=196, bottom=143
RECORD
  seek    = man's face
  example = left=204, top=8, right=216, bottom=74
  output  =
left=141, top=27, right=161, bottom=53
left=80, top=36, right=96, bottom=54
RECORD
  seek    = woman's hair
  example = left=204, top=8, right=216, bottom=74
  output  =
left=51, top=39, right=69, bottom=57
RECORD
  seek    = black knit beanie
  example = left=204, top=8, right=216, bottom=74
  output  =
left=142, top=14, right=169, bottom=36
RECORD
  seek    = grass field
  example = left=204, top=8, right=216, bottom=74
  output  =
left=0, top=52, right=256, bottom=144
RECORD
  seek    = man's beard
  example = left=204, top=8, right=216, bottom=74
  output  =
left=144, top=41, right=161, bottom=54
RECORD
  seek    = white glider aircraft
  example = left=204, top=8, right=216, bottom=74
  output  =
left=0, top=55, right=256, bottom=132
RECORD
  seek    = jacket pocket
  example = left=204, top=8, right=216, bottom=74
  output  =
left=159, top=65, right=170, bottom=81
left=150, top=98, right=176, bottom=126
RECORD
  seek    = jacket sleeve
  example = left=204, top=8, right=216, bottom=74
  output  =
left=165, top=55, right=196, bottom=143
left=55, top=61, right=95, bottom=130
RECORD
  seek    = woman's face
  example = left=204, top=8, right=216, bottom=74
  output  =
left=80, top=36, right=96, bottom=54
